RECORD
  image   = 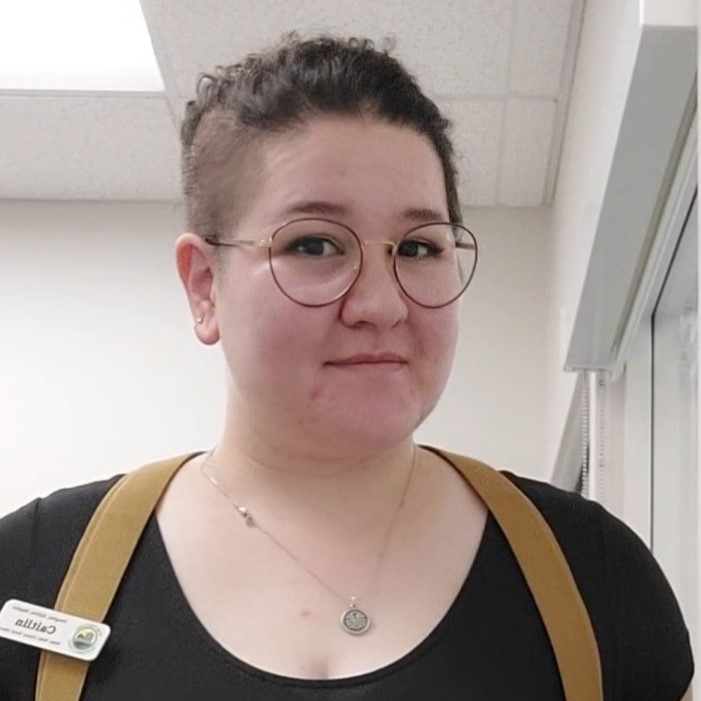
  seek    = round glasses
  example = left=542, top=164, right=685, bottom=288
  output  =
left=204, top=218, right=478, bottom=309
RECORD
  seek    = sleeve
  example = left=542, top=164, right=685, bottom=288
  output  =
left=0, top=498, right=41, bottom=700
left=0, top=478, right=119, bottom=700
left=0, top=498, right=40, bottom=606
left=598, top=505, right=695, bottom=701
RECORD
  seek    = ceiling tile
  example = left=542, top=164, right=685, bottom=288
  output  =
left=0, top=0, right=582, bottom=207
left=497, top=97, right=556, bottom=206
left=442, top=98, right=504, bottom=207
left=0, top=96, right=179, bottom=200
left=143, top=0, right=515, bottom=104
left=509, top=0, right=574, bottom=95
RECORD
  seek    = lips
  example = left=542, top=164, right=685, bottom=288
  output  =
left=327, top=353, right=408, bottom=366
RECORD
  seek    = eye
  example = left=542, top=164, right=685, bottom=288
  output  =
left=397, top=238, right=443, bottom=259
left=285, top=236, right=343, bottom=257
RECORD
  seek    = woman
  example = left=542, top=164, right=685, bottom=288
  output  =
left=0, top=35, right=694, bottom=699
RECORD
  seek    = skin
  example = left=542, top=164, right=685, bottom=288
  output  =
left=175, top=115, right=461, bottom=523
left=167, top=115, right=487, bottom=679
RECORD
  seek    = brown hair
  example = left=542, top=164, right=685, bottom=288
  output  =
left=180, top=34, right=462, bottom=242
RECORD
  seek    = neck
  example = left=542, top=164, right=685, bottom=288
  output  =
left=209, top=410, right=418, bottom=534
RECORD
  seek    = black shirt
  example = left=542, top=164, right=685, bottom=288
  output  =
left=0, top=468, right=694, bottom=700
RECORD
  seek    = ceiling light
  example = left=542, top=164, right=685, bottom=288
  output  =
left=0, top=0, right=164, bottom=91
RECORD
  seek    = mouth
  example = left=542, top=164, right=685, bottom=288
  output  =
left=326, top=353, right=408, bottom=367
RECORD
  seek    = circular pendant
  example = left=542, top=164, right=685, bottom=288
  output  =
left=340, top=605, right=371, bottom=635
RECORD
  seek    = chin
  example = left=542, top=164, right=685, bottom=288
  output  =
left=317, top=402, right=427, bottom=456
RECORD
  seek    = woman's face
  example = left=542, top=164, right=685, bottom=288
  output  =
left=212, top=116, right=461, bottom=457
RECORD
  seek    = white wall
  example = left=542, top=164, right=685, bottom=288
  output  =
left=0, top=201, right=226, bottom=514
left=545, top=0, right=642, bottom=468
left=417, top=207, right=550, bottom=477
left=0, top=201, right=551, bottom=516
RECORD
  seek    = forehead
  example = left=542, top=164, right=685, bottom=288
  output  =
left=243, top=116, right=448, bottom=227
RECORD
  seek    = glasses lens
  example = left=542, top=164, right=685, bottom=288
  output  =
left=395, top=224, right=477, bottom=307
left=270, top=220, right=361, bottom=305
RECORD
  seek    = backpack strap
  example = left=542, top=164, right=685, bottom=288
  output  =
left=426, top=447, right=603, bottom=701
left=36, top=448, right=603, bottom=701
left=35, top=453, right=199, bottom=701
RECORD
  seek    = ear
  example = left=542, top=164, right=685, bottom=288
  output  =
left=175, top=233, right=220, bottom=345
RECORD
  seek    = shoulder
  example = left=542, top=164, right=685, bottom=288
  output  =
left=503, top=471, right=695, bottom=700
left=0, top=476, right=122, bottom=693
left=0, top=475, right=122, bottom=607
left=499, top=470, right=673, bottom=580
left=501, top=470, right=673, bottom=612
left=501, top=471, right=673, bottom=596
left=502, top=471, right=609, bottom=551
left=0, top=452, right=197, bottom=606
left=496, top=471, right=617, bottom=610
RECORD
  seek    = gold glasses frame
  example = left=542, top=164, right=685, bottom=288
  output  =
left=203, top=217, right=478, bottom=309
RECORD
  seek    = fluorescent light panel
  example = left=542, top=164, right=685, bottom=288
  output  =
left=0, top=0, right=164, bottom=91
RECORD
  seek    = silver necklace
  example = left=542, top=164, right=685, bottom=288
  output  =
left=199, top=448, right=417, bottom=636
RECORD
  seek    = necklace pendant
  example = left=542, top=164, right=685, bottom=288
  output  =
left=340, top=600, right=371, bottom=635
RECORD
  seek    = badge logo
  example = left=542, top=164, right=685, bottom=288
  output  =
left=69, top=625, right=100, bottom=653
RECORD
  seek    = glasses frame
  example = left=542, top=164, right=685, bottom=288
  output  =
left=203, top=217, right=478, bottom=309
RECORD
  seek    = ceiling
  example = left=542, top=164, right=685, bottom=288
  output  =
left=0, top=0, right=583, bottom=208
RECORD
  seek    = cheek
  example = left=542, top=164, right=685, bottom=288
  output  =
left=220, top=276, right=330, bottom=394
left=414, top=308, right=460, bottom=389
left=418, top=306, right=459, bottom=359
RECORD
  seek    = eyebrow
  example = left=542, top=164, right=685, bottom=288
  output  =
left=281, top=200, right=448, bottom=223
left=400, top=206, right=449, bottom=224
left=284, top=200, right=348, bottom=218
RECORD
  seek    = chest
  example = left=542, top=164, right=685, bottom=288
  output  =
left=154, top=468, right=489, bottom=680
left=81, top=512, right=569, bottom=701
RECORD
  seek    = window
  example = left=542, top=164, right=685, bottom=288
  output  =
left=651, top=198, right=698, bottom=641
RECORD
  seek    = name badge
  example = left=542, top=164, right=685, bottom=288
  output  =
left=0, top=599, right=110, bottom=661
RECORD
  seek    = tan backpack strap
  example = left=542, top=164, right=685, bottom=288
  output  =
left=426, top=447, right=603, bottom=701
left=35, top=453, right=198, bottom=701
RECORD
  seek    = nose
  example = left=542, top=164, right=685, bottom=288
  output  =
left=339, top=241, right=409, bottom=328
